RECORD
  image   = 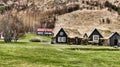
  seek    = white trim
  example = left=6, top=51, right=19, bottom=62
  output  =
left=58, top=37, right=66, bottom=42
left=93, top=35, right=99, bottom=42
left=62, top=37, right=66, bottom=42
left=60, top=32, right=64, bottom=36
left=58, top=37, right=61, bottom=42
left=108, top=32, right=119, bottom=39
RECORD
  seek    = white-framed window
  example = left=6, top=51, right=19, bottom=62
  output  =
left=62, top=37, right=66, bottom=42
left=93, top=35, right=99, bottom=42
left=58, top=37, right=61, bottom=42
left=58, top=37, right=66, bottom=42
left=60, top=32, right=64, bottom=36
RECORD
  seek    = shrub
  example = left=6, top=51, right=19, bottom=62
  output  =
left=29, top=38, right=41, bottom=42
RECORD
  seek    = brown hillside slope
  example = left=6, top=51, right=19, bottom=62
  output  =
left=54, top=9, right=120, bottom=36
left=1, top=0, right=120, bottom=33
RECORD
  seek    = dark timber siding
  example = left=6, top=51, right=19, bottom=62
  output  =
left=109, top=33, right=120, bottom=46
left=89, top=29, right=103, bottom=41
left=55, top=28, right=68, bottom=44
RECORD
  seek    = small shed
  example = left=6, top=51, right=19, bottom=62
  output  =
left=94, top=29, right=120, bottom=46
left=108, top=32, right=120, bottom=46
left=88, top=28, right=103, bottom=43
left=52, top=28, right=82, bottom=45
left=54, top=28, right=68, bottom=44
left=96, top=29, right=113, bottom=46
left=88, top=28, right=120, bottom=46
left=37, top=28, right=53, bottom=36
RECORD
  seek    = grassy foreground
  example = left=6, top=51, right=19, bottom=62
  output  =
left=0, top=34, right=120, bottom=67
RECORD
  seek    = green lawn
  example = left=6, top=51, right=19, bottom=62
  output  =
left=0, top=34, right=120, bottom=67
left=21, top=33, right=51, bottom=42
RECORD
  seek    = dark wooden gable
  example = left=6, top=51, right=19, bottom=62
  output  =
left=56, top=28, right=68, bottom=43
left=56, top=28, right=67, bottom=37
left=89, top=29, right=103, bottom=41
left=109, top=32, right=120, bottom=46
left=83, top=33, right=88, bottom=39
left=109, top=32, right=120, bottom=39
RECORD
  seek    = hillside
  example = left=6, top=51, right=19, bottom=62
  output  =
left=54, top=9, right=120, bottom=35
left=0, top=0, right=120, bottom=33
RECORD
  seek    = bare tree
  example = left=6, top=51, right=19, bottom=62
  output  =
left=0, top=13, right=25, bottom=43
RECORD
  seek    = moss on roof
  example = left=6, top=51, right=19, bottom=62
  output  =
left=96, top=29, right=112, bottom=39
left=64, top=28, right=82, bottom=38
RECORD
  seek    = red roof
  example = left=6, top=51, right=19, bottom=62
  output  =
left=37, top=28, right=53, bottom=32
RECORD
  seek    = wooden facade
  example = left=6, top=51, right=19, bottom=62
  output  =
left=52, top=28, right=120, bottom=46
left=52, top=28, right=82, bottom=45
left=67, top=37, right=82, bottom=45
left=55, top=28, right=68, bottom=44
left=88, top=29, right=120, bottom=46
left=109, top=32, right=120, bottom=46
left=88, top=29, right=103, bottom=45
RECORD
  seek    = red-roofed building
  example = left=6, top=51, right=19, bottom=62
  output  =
left=37, top=28, right=53, bottom=36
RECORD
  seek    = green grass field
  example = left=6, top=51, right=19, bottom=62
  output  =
left=0, top=34, right=120, bottom=67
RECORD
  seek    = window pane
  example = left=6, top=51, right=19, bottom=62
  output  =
left=60, top=32, right=64, bottom=36
left=58, top=37, right=66, bottom=42
left=58, top=37, right=61, bottom=42
left=93, top=35, right=99, bottom=41
left=62, top=37, right=66, bottom=42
